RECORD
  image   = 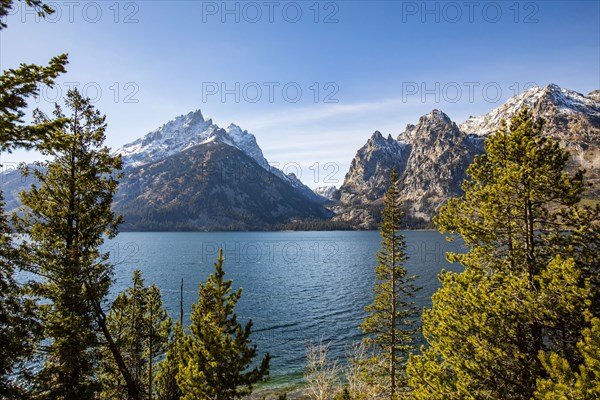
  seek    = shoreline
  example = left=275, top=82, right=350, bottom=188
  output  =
left=116, top=228, right=439, bottom=233
left=246, top=386, right=309, bottom=400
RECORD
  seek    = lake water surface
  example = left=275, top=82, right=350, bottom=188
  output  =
left=102, top=231, right=465, bottom=391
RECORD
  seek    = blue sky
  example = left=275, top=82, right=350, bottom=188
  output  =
left=1, top=0, right=599, bottom=187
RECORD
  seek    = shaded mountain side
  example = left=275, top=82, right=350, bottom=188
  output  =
left=116, top=109, right=325, bottom=204
left=113, top=142, right=331, bottom=231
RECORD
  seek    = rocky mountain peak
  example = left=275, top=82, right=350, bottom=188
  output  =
left=366, top=131, right=384, bottom=145
left=313, top=185, right=338, bottom=201
left=161, top=109, right=211, bottom=136
left=371, top=130, right=383, bottom=139
left=536, top=84, right=599, bottom=115
left=370, top=131, right=393, bottom=141
left=460, top=83, right=599, bottom=135
left=333, top=128, right=412, bottom=220
left=115, top=110, right=269, bottom=169
left=114, top=109, right=327, bottom=204
left=418, top=109, right=455, bottom=129
left=398, top=109, right=460, bottom=145
left=182, top=109, right=206, bottom=125
left=458, top=83, right=599, bottom=196
left=425, top=108, right=451, bottom=122
left=367, top=130, right=398, bottom=148
left=334, top=84, right=599, bottom=229
left=588, top=90, right=600, bottom=102
left=334, top=106, right=479, bottom=227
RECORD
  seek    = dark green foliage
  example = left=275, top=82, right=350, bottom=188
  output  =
left=408, top=109, right=598, bottom=399
left=0, top=54, right=68, bottom=152
left=0, top=0, right=68, bottom=152
left=0, top=2, right=68, bottom=396
left=100, top=270, right=171, bottom=399
left=14, top=89, right=122, bottom=399
left=0, top=193, right=41, bottom=399
left=535, top=316, right=600, bottom=398
left=177, top=249, right=270, bottom=400
left=359, top=168, right=419, bottom=399
left=272, top=218, right=356, bottom=231
left=547, top=203, right=600, bottom=314
left=334, top=387, right=352, bottom=400
left=0, top=0, right=54, bottom=29
left=155, top=321, right=184, bottom=400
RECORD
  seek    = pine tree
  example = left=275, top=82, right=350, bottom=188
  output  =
left=100, top=270, right=172, bottom=400
left=155, top=321, right=185, bottom=400
left=335, top=387, right=352, bottom=400
left=0, top=1, right=68, bottom=151
left=535, top=316, right=600, bottom=399
left=13, top=88, right=126, bottom=399
left=548, top=203, right=600, bottom=315
left=177, top=249, right=270, bottom=399
left=155, top=279, right=185, bottom=400
left=0, top=193, right=41, bottom=399
left=0, top=2, right=67, bottom=394
left=145, top=283, right=171, bottom=399
left=407, top=109, right=596, bottom=399
left=359, top=167, right=419, bottom=399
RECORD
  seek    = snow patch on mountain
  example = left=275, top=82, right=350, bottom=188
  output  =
left=313, top=186, right=338, bottom=200
left=115, top=110, right=271, bottom=170
left=223, top=123, right=269, bottom=169
left=114, top=109, right=325, bottom=203
left=460, top=84, right=600, bottom=135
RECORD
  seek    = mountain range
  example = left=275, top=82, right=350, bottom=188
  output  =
left=0, top=84, right=597, bottom=230
left=332, top=84, right=599, bottom=228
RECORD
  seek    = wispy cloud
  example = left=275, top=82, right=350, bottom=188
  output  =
left=237, top=97, right=421, bottom=131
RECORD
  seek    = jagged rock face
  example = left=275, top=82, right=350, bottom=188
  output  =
left=339, top=131, right=411, bottom=202
left=334, top=84, right=599, bottom=229
left=330, top=131, right=411, bottom=228
left=112, top=110, right=333, bottom=230
left=313, top=186, right=338, bottom=200
left=461, top=84, right=600, bottom=197
left=116, top=110, right=270, bottom=170
left=398, top=110, right=480, bottom=222
left=113, top=142, right=331, bottom=231
left=588, top=90, right=600, bottom=102
left=333, top=111, right=479, bottom=228
left=115, top=109, right=325, bottom=204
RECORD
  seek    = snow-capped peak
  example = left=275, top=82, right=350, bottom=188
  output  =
left=460, top=84, right=600, bottom=135
left=224, top=123, right=268, bottom=169
left=115, top=110, right=269, bottom=169
left=114, top=109, right=327, bottom=203
left=226, top=123, right=242, bottom=135
left=313, top=185, right=338, bottom=200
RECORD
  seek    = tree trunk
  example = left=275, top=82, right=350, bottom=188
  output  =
left=390, top=219, right=396, bottom=399
left=86, top=282, right=142, bottom=400
left=149, top=304, right=154, bottom=400
left=180, top=278, right=184, bottom=325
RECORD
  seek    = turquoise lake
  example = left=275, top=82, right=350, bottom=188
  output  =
left=102, top=231, right=465, bottom=390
